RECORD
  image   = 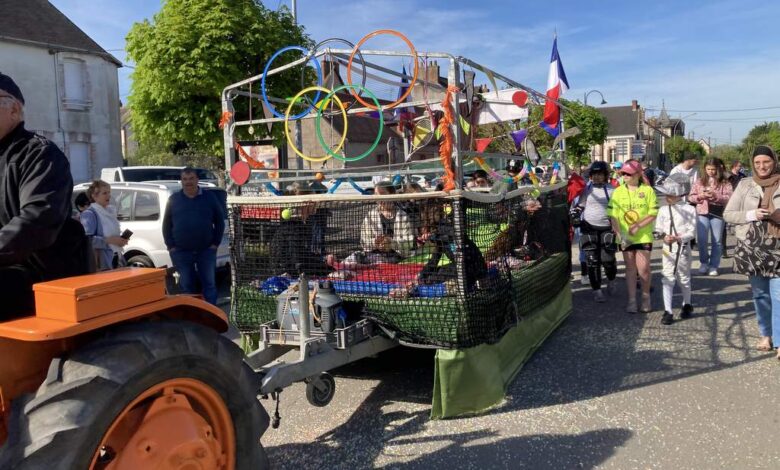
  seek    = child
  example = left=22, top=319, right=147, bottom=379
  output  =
left=654, top=173, right=697, bottom=325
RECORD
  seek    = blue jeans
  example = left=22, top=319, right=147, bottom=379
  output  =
left=170, top=248, right=218, bottom=305
left=748, top=276, right=780, bottom=345
left=696, top=215, right=723, bottom=268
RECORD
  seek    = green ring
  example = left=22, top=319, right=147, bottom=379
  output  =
left=315, top=84, right=383, bottom=162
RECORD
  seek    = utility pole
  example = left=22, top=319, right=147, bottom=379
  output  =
left=291, top=0, right=303, bottom=173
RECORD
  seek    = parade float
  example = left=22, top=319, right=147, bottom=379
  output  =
left=220, top=30, right=573, bottom=418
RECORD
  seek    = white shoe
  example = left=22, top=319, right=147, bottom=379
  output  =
left=708, top=268, right=718, bottom=276
left=581, top=275, right=590, bottom=286
left=593, top=289, right=606, bottom=303
left=698, top=263, right=709, bottom=275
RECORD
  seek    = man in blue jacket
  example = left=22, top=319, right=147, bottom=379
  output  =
left=163, top=167, right=225, bottom=304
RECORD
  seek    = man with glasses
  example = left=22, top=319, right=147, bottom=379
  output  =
left=0, top=72, right=82, bottom=319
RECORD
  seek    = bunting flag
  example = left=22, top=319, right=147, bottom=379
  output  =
left=510, top=129, right=528, bottom=150
left=396, top=64, right=415, bottom=122
left=475, top=137, right=493, bottom=153
left=484, top=69, right=500, bottom=100
left=413, top=123, right=433, bottom=147
left=458, top=114, right=471, bottom=135
left=539, top=35, right=569, bottom=138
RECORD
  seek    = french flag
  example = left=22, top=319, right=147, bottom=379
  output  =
left=539, top=36, right=569, bottom=137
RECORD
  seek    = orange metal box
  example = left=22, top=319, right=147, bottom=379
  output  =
left=33, top=268, right=167, bottom=322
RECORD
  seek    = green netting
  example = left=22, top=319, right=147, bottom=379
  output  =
left=228, top=185, right=571, bottom=348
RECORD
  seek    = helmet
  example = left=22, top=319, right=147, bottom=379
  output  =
left=612, top=161, right=623, bottom=170
left=589, top=161, right=609, bottom=175
left=658, top=173, right=691, bottom=197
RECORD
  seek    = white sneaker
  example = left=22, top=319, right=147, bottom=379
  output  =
left=581, top=275, right=590, bottom=286
left=698, top=263, right=709, bottom=275
left=593, top=289, right=606, bottom=303
left=708, top=268, right=718, bottom=276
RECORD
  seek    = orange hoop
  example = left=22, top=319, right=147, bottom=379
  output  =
left=90, top=378, right=235, bottom=469
left=346, top=29, right=418, bottom=110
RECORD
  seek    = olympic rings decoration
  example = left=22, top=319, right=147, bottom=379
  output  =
left=261, top=46, right=323, bottom=120
left=285, top=86, right=348, bottom=163
left=346, top=29, right=419, bottom=110
left=315, top=84, right=384, bottom=162
left=306, top=38, right=367, bottom=115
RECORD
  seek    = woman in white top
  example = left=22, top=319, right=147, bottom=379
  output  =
left=80, top=180, right=127, bottom=270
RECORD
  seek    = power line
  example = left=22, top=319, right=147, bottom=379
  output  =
left=646, top=105, right=780, bottom=113
left=687, top=116, right=780, bottom=122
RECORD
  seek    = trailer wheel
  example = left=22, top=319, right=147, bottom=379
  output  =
left=305, top=372, right=336, bottom=407
left=0, top=320, right=269, bottom=470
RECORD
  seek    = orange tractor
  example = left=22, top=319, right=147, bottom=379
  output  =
left=0, top=268, right=269, bottom=469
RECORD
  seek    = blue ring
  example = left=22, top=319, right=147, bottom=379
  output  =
left=261, top=46, right=323, bottom=120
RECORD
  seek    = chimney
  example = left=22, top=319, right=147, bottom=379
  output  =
left=427, top=60, right=440, bottom=84
left=631, top=100, right=639, bottom=111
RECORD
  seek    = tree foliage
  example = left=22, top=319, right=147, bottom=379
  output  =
left=740, top=121, right=780, bottom=157
left=665, top=136, right=706, bottom=163
left=527, top=99, right=608, bottom=167
left=709, top=144, right=746, bottom=165
left=126, top=0, right=312, bottom=166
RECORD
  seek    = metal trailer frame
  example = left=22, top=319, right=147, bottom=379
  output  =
left=220, top=45, right=563, bottom=410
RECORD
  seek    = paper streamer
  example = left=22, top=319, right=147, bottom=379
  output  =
left=437, top=85, right=459, bottom=192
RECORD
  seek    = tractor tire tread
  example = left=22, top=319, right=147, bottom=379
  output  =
left=0, top=320, right=268, bottom=470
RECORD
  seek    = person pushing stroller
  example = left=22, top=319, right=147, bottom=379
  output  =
left=654, top=173, right=696, bottom=325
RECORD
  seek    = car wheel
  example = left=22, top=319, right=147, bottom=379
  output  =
left=126, top=254, right=154, bottom=268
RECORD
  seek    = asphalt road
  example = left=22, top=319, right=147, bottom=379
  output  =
left=224, top=242, right=780, bottom=469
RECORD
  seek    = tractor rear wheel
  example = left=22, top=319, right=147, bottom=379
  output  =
left=0, top=320, right=269, bottom=470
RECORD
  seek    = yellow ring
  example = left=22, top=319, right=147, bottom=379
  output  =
left=285, top=86, right=347, bottom=162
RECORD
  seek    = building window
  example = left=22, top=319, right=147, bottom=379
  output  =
left=62, top=58, right=91, bottom=110
left=68, top=142, right=91, bottom=183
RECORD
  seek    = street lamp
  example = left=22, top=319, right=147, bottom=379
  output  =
left=584, top=90, right=607, bottom=106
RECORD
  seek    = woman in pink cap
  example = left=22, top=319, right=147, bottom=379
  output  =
left=607, top=159, right=659, bottom=313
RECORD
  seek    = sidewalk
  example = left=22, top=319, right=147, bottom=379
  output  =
left=258, top=242, right=780, bottom=469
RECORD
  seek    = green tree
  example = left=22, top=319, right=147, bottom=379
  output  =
left=710, top=144, right=746, bottom=165
left=126, top=0, right=311, bottom=168
left=526, top=99, right=608, bottom=167
left=740, top=121, right=780, bottom=157
left=665, top=136, right=706, bottom=163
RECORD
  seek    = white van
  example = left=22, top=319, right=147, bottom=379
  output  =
left=73, top=181, right=230, bottom=270
left=100, top=166, right=218, bottom=184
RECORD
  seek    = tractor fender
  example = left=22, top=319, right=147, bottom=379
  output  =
left=0, top=295, right=228, bottom=343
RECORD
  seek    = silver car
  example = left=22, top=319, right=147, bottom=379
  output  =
left=72, top=181, right=230, bottom=269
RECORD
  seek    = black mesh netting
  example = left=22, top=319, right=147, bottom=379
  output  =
left=228, top=187, right=571, bottom=348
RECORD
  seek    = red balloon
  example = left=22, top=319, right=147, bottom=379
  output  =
left=512, top=90, right=528, bottom=107
left=230, top=161, right=251, bottom=186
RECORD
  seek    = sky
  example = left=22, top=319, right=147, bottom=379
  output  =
left=49, top=0, right=780, bottom=146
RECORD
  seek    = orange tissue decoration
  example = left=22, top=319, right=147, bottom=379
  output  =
left=437, top=85, right=459, bottom=192
left=235, top=142, right=265, bottom=169
left=218, top=111, right=233, bottom=129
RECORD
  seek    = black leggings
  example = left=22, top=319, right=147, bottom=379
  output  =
left=580, top=223, right=618, bottom=290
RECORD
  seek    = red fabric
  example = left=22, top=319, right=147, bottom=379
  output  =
left=351, top=263, right=423, bottom=283
left=567, top=172, right=586, bottom=204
